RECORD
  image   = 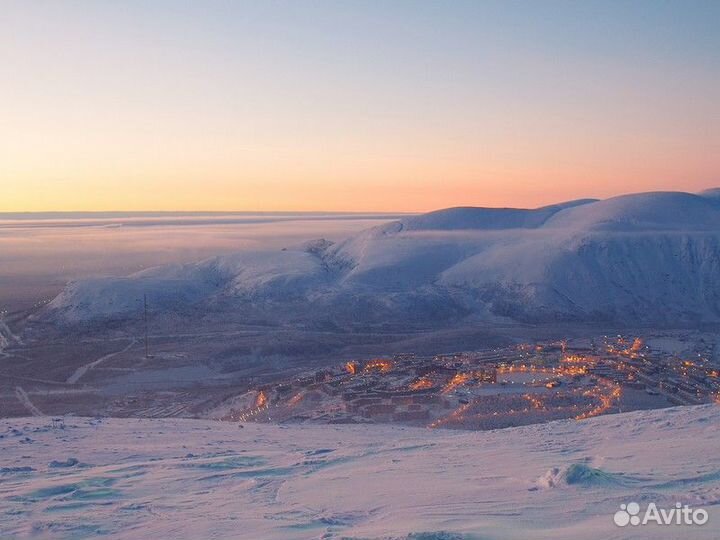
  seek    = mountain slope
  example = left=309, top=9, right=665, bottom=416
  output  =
left=44, top=189, right=720, bottom=325
left=2, top=405, right=719, bottom=539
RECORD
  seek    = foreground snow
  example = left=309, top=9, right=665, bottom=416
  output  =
left=1, top=406, right=719, bottom=539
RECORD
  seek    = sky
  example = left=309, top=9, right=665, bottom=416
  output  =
left=1, top=0, right=719, bottom=212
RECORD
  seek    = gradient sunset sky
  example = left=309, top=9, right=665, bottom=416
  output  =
left=2, top=0, right=719, bottom=212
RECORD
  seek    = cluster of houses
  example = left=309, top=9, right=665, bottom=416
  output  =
left=235, top=335, right=720, bottom=428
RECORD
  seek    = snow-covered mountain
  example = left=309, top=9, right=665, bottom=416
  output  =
left=45, top=190, right=720, bottom=325
left=2, top=405, right=719, bottom=539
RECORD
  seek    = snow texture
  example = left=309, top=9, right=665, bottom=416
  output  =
left=45, top=190, right=720, bottom=325
left=1, top=405, right=719, bottom=539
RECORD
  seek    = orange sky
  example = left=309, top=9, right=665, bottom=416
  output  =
left=2, top=2, right=718, bottom=212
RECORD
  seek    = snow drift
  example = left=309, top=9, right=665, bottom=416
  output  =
left=1, top=405, right=719, bottom=539
left=45, top=190, right=720, bottom=325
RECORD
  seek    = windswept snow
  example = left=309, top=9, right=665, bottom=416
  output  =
left=544, top=191, right=720, bottom=231
left=1, top=405, right=719, bottom=539
left=393, top=198, right=597, bottom=232
left=44, top=189, right=720, bottom=325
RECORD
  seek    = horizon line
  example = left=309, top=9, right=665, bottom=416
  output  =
left=2, top=187, right=718, bottom=217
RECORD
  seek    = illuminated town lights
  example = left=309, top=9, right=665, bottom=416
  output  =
left=524, top=394, right=545, bottom=409
left=364, top=359, right=393, bottom=373
left=576, top=383, right=622, bottom=420
left=287, top=392, right=304, bottom=407
left=442, top=373, right=471, bottom=394
left=429, top=401, right=472, bottom=428
left=409, top=377, right=433, bottom=391
left=255, top=390, right=268, bottom=408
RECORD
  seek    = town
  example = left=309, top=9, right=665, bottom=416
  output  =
left=221, top=335, right=720, bottom=430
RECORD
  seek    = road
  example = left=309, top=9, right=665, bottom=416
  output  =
left=14, top=386, right=43, bottom=416
left=66, top=338, right=137, bottom=384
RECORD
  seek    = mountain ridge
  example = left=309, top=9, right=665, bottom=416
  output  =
left=44, top=189, right=720, bottom=326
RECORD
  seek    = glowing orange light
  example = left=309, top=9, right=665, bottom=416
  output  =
left=287, top=392, right=303, bottom=407
left=576, top=383, right=621, bottom=420
left=364, top=359, right=393, bottom=373
left=255, top=390, right=268, bottom=408
left=410, top=377, right=433, bottom=390
left=442, top=373, right=471, bottom=394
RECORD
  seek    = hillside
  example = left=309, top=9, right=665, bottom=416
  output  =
left=44, top=189, right=720, bottom=326
left=1, top=405, right=718, bottom=539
